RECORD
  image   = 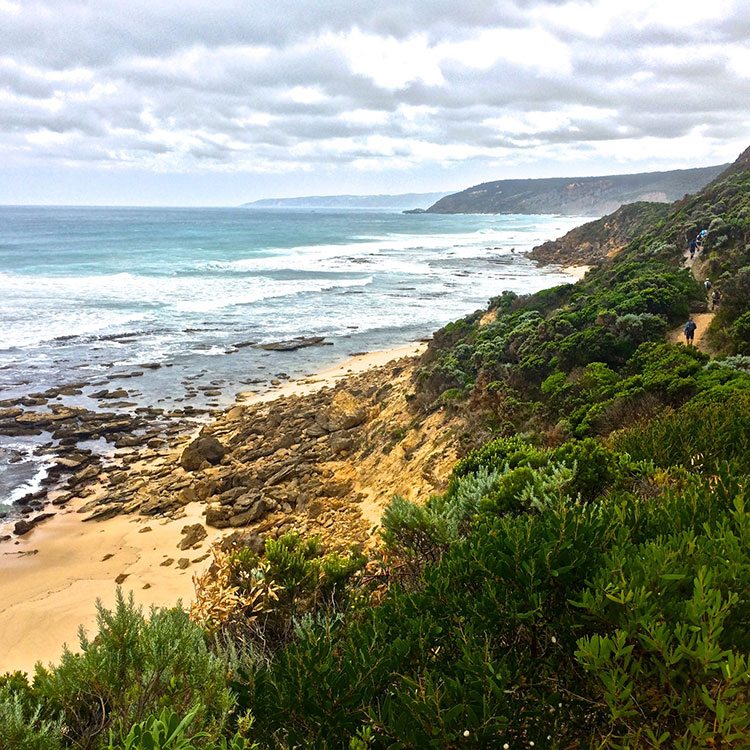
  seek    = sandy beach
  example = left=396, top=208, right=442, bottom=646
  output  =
left=562, top=264, right=592, bottom=280
left=0, top=341, right=427, bottom=676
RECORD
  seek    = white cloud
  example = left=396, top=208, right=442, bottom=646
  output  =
left=438, top=27, right=572, bottom=76
left=339, top=109, right=390, bottom=125
left=284, top=86, right=328, bottom=105
left=726, top=47, right=750, bottom=78
left=0, top=0, right=748, bottom=202
left=336, top=30, right=445, bottom=89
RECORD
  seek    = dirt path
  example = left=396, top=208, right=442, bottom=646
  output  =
left=674, top=247, right=717, bottom=352
left=668, top=311, right=715, bottom=352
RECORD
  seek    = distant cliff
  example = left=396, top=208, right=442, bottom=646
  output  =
left=426, top=164, right=727, bottom=216
left=243, top=192, right=448, bottom=210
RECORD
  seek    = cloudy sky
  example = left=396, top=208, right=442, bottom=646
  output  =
left=1, top=0, right=749, bottom=205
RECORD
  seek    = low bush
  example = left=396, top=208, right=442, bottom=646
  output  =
left=33, top=590, right=233, bottom=750
left=613, top=389, right=750, bottom=474
left=106, top=707, right=257, bottom=750
left=0, top=683, right=63, bottom=750
left=192, top=533, right=366, bottom=655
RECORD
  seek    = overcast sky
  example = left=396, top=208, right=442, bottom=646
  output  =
left=1, top=0, right=749, bottom=205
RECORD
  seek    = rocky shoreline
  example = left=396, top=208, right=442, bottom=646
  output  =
left=0, top=391, right=211, bottom=539
left=1, top=340, right=460, bottom=563
left=0, top=335, right=389, bottom=538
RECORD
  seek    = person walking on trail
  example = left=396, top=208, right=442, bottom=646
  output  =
left=712, top=289, right=721, bottom=310
left=688, top=238, right=698, bottom=260
left=704, top=278, right=713, bottom=293
left=684, top=317, right=697, bottom=345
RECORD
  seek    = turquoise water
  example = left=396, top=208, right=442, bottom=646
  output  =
left=0, top=206, right=588, bottom=505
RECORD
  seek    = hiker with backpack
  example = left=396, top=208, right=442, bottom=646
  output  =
left=684, top=317, right=697, bottom=345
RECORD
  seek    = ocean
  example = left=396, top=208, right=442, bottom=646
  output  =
left=0, top=206, right=589, bottom=508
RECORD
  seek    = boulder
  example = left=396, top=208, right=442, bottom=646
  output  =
left=218, top=486, right=250, bottom=505
left=194, top=479, right=218, bottom=501
left=178, top=523, right=207, bottom=550
left=180, top=436, right=226, bottom=471
left=205, top=504, right=231, bottom=529
left=96, top=388, right=129, bottom=399
left=68, top=465, right=99, bottom=487
left=255, top=336, right=329, bottom=352
left=266, top=463, right=297, bottom=486
left=82, top=505, right=122, bottom=522
left=229, top=499, right=268, bottom=527
left=179, top=487, right=199, bottom=504
left=56, top=455, right=89, bottom=470
left=330, top=435, right=356, bottom=454
left=114, top=435, right=143, bottom=448
left=318, top=391, right=368, bottom=432
left=13, top=519, right=35, bottom=536
left=13, top=512, right=54, bottom=536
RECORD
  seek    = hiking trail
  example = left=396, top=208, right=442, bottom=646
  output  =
left=671, top=248, right=716, bottom=352
left=668, top=311, right=715, bottom=352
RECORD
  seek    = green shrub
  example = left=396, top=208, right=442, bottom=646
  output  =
left=108, top=707, right=201, bottom=750
left=613, top=389, right=750, bottom=473
left=449, top=436, right=543, bottom=481
left=575, top=497, right=750, bottom=747
left=106, top=707, right=257, bottom=750
left=381, top=468, right=503, bottom=577
left=0, top=684, right=63, bottom=750
left=33, top=591, right=233, bottom=749
left=731, top=310, right=750, bottom=353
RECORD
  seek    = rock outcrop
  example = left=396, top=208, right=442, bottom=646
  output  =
left=179, top=523, right=208, bottom=550
left=180, top=436, right=227, bottom=471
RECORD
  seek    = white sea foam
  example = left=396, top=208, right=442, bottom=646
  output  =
left=4, top=452, right=53, bottom=505
left=0, top=307, right=151, bottom=350
left=0, top=271, right=376, bottom=348
left=199, top=229, right=521, bottom=273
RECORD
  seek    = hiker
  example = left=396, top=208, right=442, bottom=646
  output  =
left=712, top=289, right=721, bottom=309
left=704, top=278, right=713, bottom=293
left=684, top=317, right=697, bottom=345
left=697, top=228, right=708, bottom=247
left=688, top=238, right=698, bottom=259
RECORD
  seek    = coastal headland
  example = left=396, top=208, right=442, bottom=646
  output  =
left=0, top=341, right=466, bottom=674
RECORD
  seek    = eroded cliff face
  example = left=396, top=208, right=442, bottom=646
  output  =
left=528, top=201, right=671, bottom=266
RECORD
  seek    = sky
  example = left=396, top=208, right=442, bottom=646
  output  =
left=1, top=0, right=749, bottom=206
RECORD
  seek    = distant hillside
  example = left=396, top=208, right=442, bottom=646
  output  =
left=528, top=201, right=673, bottom=266
left=426, top=164, right=727, bottom=216
left=243, top=192, right=448, bottom=210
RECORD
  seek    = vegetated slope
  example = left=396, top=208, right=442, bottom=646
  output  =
left=426, top=163, right=727, bottom=216
left=528, top=200, right=671, bottom=266
left=5, top=149, right=750, bottom=750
